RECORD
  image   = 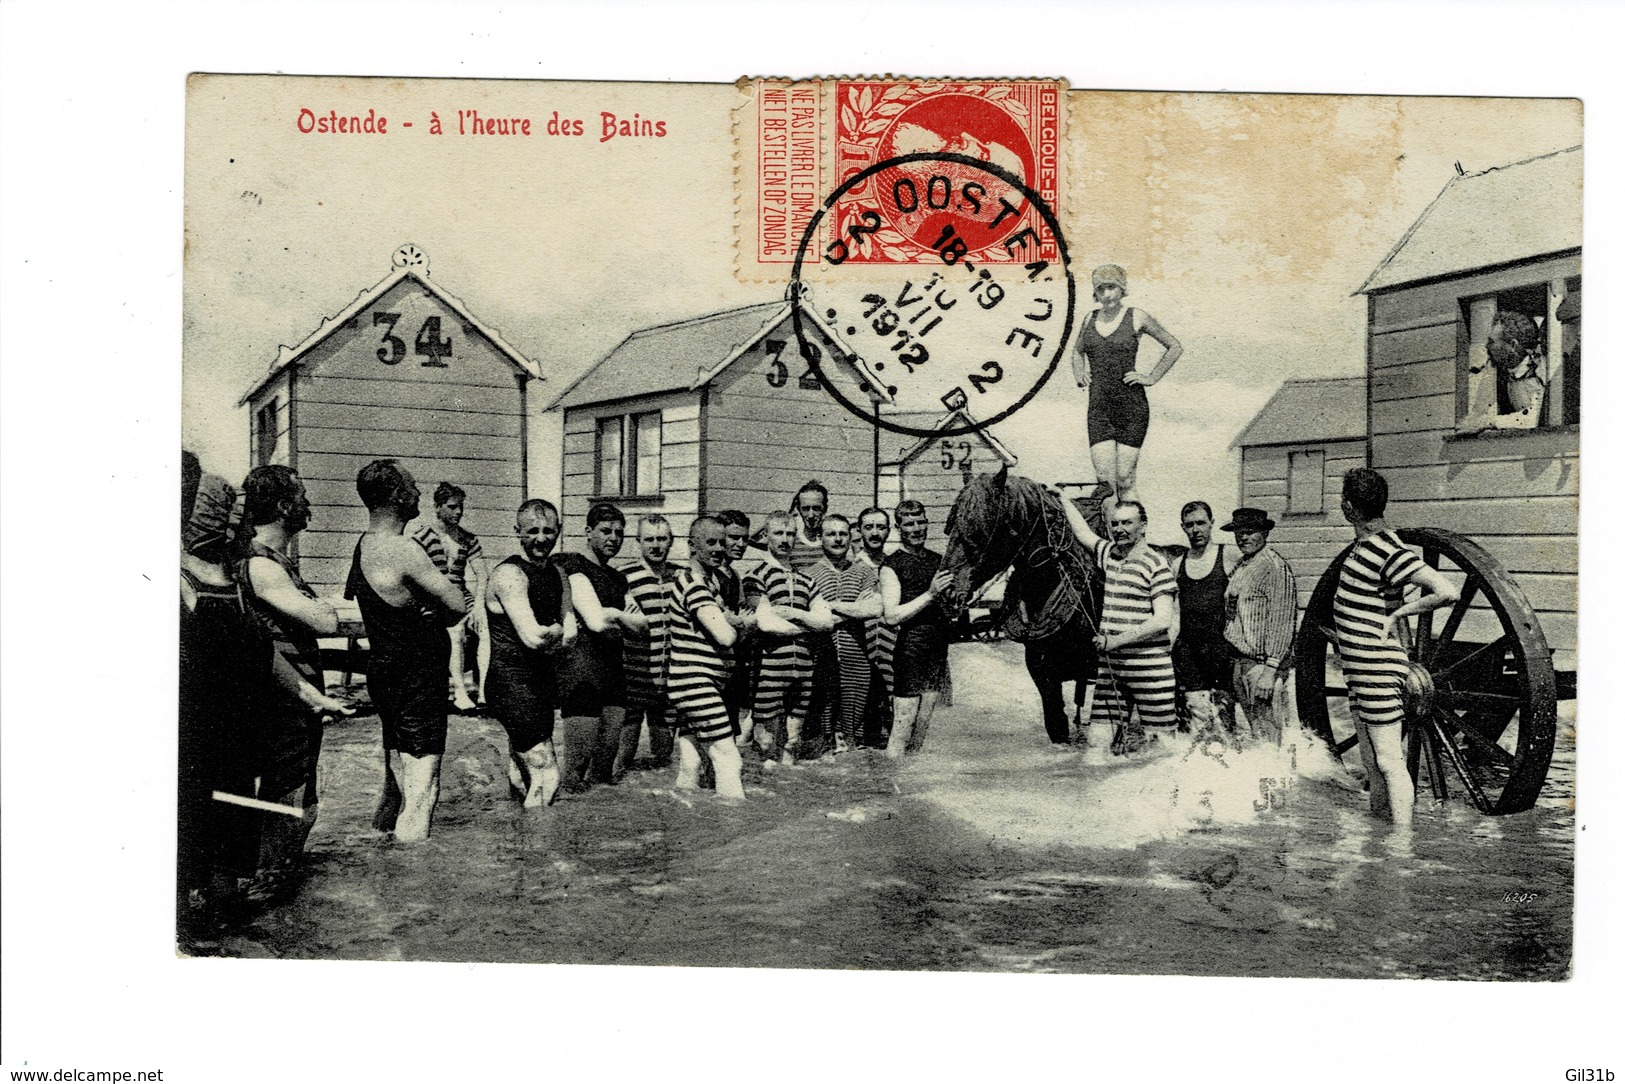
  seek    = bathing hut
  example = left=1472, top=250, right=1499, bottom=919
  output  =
left=878, top=407, right=1018, bottom=538
left=238, top=244, right=544, bottom=595
left=548, top=295, right=891, bottom=556
left=1231, top=376, right=1369, bottom=610
left=1355, top=146, right=1580, bottom=670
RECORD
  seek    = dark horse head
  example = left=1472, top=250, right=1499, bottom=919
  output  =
left=940, top=465, right=1109, bottom=642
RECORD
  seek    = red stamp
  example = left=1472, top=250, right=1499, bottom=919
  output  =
left=828, top=80, right=1062, bottom=265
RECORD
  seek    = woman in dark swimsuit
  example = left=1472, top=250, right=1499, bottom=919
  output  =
left=1072, top=264, right=1184, bottom=505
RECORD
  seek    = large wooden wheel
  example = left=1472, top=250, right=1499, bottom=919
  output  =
left=1294, top=527, right=1557, bottom=815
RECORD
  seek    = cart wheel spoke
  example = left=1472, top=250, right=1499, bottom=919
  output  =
left=1444, top=714, right=1518, bottom=769
left=1435, top=633, right=1514, bottom=682
left=1434, top=575, right=1482, bottom=648
left=1430, top=709, right=1494, bottom=813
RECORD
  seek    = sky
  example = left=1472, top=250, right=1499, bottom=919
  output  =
left=183, top=81, right=1578, bottom=544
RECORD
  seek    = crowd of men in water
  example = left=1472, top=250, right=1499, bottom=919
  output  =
left=180, top=448, right=1440, bottom=939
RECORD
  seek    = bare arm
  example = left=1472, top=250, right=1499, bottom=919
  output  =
left=795, top=594, right=838, bottom=632
left=754, top=596, right=801, bottom=636
left=1382, top=563, right=1460, bottom=640
left=1125, top=311, right=1183, bottom=386
left=693, top=600, right=737, bottom=649
left=1072, top=330, right=1091, bottom=388
left=1099, top=593, right=1175, bottom=650
left=880, top=566, right=952, bottom=627
left=249, top=555, right=339, bottom=635
left=403, top=543, right=470, bottom=626
left=489, top=563, right=558, bottom=650
left=466, top=550, right=488, bottom=633
left=568, top=572, right=613, bottom=634
left=617, top=594, right=650, bottom=637
left=1057, top=491, right=1104, bottom=552
left=558, top=573, right=578, bottom=649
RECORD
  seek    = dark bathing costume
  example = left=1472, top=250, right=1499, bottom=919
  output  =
left=178, top=569, right=270, bottom=891
left=552, top=551, right=628, bottom=715
left=1175, top=543, right=1231, bottom=693
left=884, top=547, right=951, bottom=697
left=238, top=541, right=324, bottom=803
left=1079, top=307, right=1150, bottom=449
left=345, top=541, right=452, bottom=758
left=485, top=555, right=567, bottom=751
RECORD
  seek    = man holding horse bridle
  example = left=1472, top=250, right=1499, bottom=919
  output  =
left=1058, top=495, right=1179, bottom=754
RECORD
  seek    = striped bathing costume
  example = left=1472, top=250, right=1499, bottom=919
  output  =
left=746, top=561, right=822, bottom=725
left=1090, top=539, right=1178, bottom=729
left=620, top=563, right=674, bottom=709
left=665, top=567, right=735, bottom=742
left=1332, top=530, right=1425, bottom=727
left=809, top=555, right=881, bottom=744
left=412, top=522, right=483, bottom=608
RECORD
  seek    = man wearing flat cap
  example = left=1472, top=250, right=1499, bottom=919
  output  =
left=1221, top=508, right=1297, bottom=746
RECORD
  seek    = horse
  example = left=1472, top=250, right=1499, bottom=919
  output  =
left=939, top=466, right=1113, bottom=744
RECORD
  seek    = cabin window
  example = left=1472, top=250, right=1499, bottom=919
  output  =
left=1287, top=449, right=1325, bottom=514
left=1457, top=276, right=1579, bottom=432
left=255, top=401, right=278, bottom=466
left=595, top=410, right=663, bottom=497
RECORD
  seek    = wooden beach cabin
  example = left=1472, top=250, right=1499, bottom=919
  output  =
left=549, top=295, right=891, bottom=557
left=239, top=244, right=545, bottom=596
left=878, top=408, right=1019, bottom=537
left=1355, top=146, right=1580, bottom=670
left=1231, top=376, right=1368, bottom=612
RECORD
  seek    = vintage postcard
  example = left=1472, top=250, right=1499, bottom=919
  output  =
left=179, top=74, right=1580, bottom=987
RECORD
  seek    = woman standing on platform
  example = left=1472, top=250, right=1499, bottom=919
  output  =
left=1072, top=264, right=1184, bottom=505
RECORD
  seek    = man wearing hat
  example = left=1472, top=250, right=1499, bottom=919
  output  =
left=1220, top=508, right=1298, bottom=746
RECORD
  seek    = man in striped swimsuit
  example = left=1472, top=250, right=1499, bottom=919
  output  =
left=666, top=516, right=745, bottom=799
left=856, top=507, right=897, bottom=746
left=1333, top=468, right=1458, bottom=827
left=411, top=482, right=487, bottom=712
left=715, top=509, right=760, bottom=748
left=808, top=514, right=883, bottom=755
left=745, top=510, right=835, bottom=763
left=1059, top=495, right=1178, bottom=754
left=614, top=515, right=677, bottom=776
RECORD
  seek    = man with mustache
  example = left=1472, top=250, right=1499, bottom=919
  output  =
left=1058, top=496, right=1178, bottom=754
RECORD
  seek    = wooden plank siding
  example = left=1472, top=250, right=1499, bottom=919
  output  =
left=254, top=277, right=534, bottom=597
left=703, top=322, right=881, bottom=535
left=1240, top=438, right=1367, bottom=627
left=1363, top=253, right=1580, bottom=661
left=560, top=392, right=702, bottom=558
left=251, top=385, right=292, bottom=468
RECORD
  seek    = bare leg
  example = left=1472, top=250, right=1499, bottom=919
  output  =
left=1088, top=440, right=1121, bottom=499
left=1114, top=444, right=1143, bottom=506
left=373, top=749, right=404, bottom=832
left=475, top=624, right=491, bottom=706
left=707, top=738, right=745, bottom=800
left=674, top=733, right=704, bottom=790
left=516, top=740, right=560, bottom=808
left=1351, top=711, right=1389, bottom=814
left=886, top=696, right=921, bottom=759
left=648, top=707, right=674, bottom=767
left=448, top=621, right=475, bottom=712
left=613, top=709, right=645, bottom=777
left=906, top=690, right=942, bottom=753
left=1365, top=722, right=1413, bottom=828
left=594, top=706, right=627, bottom=781
left=782, top=712, right=806, bottom=764
left=394, top=752, right=442, bottom=843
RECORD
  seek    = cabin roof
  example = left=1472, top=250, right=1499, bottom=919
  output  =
left=879, top=408, right=1018, bottom=468
left=239, top=251, right=542, bottom=406
left=1230, top=377, right=1367, bottom=449
left=1357, top=145, right=1582, bottom=295
left=548, top=297, right=891, bottom=411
